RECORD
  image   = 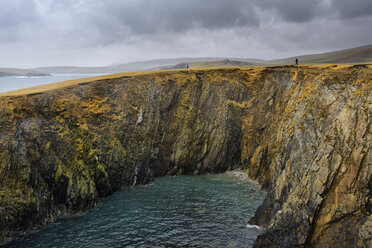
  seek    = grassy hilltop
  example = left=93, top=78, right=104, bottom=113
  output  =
left=267, top=45, right=372, bottom=65
left=2, top=45, right=371, bottom=75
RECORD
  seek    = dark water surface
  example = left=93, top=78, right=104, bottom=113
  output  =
left=6, top=174, right=265, bottom=248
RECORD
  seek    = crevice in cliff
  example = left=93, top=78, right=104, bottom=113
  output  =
left=0, top=65, right=371, bottom=247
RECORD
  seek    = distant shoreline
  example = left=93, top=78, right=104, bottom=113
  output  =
left=0, top=68, right=51, bottom=77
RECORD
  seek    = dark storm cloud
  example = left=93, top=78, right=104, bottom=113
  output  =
left=53, top=0, right=328, bottom=45
left=66, top=0, right=326, bottom=42
left=0, top=0, right=371, bottom=67
left=1, top=0, right=371, bottom=44
left=74, top=0, right=262, bottom=45
left=331, top=0, right=372, bottom=19
left=256, top=0, right=324, bottom=23
left=94, top=0, right=260, bottom=35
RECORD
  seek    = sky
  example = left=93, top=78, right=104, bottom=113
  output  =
left=0, top=0, right=371, bottom=68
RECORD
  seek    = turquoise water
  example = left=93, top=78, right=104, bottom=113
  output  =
left=6, top=174, right=265, bottom=248
left=0, top=74, right=108, bottom=93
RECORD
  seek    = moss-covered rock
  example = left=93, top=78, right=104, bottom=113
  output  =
left=0, top=64, right=371, bottom=247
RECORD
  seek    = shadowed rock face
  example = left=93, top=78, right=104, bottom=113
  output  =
left=0, top=65, right=371, bottom=247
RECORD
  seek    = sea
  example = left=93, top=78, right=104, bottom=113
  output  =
left=5, top=174, right=265, bottom=248
left=0, top=74, right=108, bottom=93
left=1, top=75, right=265, bottom=248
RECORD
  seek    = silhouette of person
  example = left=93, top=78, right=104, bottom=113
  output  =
left=295, top=58, right=298, bottom=65
left=186, top=64, right=189, bottom=69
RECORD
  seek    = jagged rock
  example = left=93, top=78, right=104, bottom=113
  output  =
left=0, top=65, right=371, bottom=247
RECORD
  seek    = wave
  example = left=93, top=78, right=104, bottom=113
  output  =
left=246, top=224, right=263, bottom=230
left=226, top=171, right=248, bottom=180
left=12, top=76, right=50, bottom=79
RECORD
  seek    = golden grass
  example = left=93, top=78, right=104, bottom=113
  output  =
left=0, top=64, right=370, bottom=97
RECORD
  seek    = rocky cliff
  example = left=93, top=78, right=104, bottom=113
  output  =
left=0, top=65, right=371, bottom=247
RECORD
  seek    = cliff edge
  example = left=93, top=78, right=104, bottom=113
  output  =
left=0, top=65, right=371, bottom=247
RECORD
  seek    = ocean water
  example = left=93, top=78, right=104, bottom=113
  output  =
left=5, top=174, right=265, bottom=248
left=0, top=74, right=108, bottom=93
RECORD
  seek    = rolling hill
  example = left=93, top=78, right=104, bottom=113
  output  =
left=34, top=57, right=264, bottom=74
left=267, top=45, right=372, bottom=65
left=0, top=68, right=50, bottom=77
left=157, top=59, right=265, bottom=70
left=4, top=44, right=371, bottom=75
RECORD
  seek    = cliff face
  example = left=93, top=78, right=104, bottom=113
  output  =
left=247, top=65, right=371, bottom=247
left=0, top=65, right=371, bottom=247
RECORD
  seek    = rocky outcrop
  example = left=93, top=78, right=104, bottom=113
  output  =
left=247, top=65, right=371, bottom=247
left=0, top=65, right=371, bottom=247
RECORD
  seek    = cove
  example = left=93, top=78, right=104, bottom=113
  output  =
left=5, top=174, right=265, bottom=248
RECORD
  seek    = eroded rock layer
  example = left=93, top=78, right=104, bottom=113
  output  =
left=0, top=65, right=371, bottom=247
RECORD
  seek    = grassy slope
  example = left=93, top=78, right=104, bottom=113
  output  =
left=0, top=68, right=218, bottom=96
left=150, top=45, right=372, bottom=69
left=24, top=45, right=372, bottom=73
left=34, top=58, right=243, bottom=74
left=268, top=45, right=372, bottom=65
left=1, top=63, right=371, bottom=97
left=158, top=60, right=265, bottom=70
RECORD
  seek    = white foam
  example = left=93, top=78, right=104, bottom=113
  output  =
left=226, top=170, right=261, bottom=186
left=13, top=76, right=45, bottom=79
left=226, top=171, right=248, bottom=181
left=246, top=224, right=262, bottom=230
left=141, top=182, right=154, bottom=188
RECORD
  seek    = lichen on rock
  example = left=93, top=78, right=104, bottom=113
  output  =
left=0, top=64, right=371, bottom=247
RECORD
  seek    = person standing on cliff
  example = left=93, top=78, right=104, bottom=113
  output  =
left=295, top=58, right=298, bottom=65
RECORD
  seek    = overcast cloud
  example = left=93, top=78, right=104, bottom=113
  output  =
left=0, top=0, right=371, bottom=67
